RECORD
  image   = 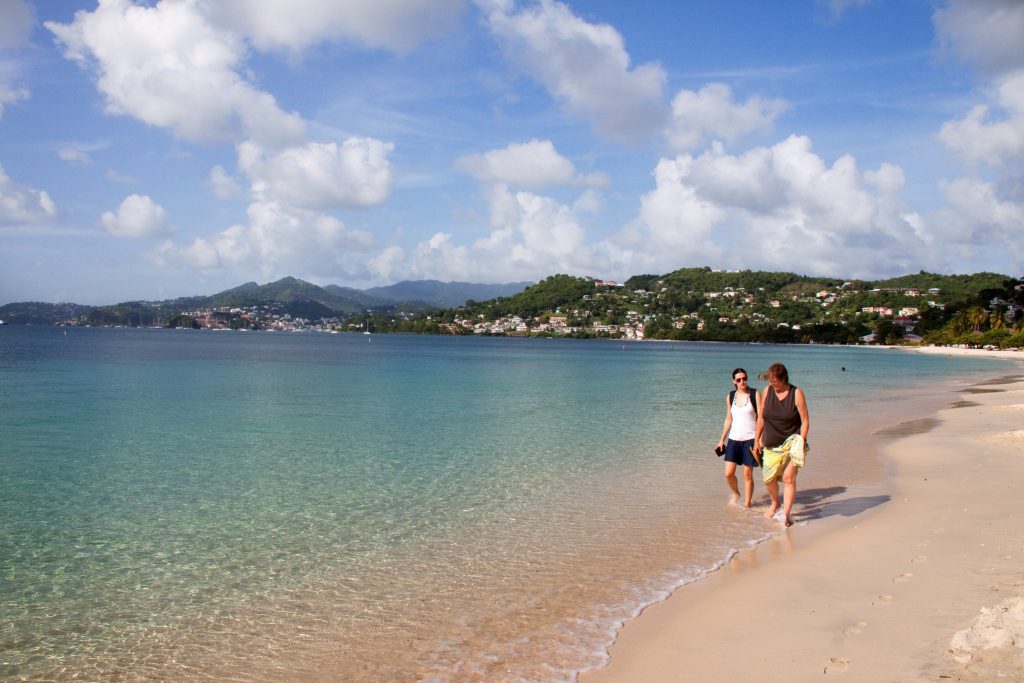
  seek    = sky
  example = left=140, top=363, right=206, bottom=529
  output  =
left=1, top=0, right=1022, bottom=305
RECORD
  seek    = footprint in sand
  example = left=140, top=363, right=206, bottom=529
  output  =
left=872, top=594, right=894, bottom=606
left=911, top=555, right=928, bottom=563
left=893, top=572, right=913, bottom=583
left=843, top=621, right=867, bottom=636
left=824, top=657, right=850, bottom=674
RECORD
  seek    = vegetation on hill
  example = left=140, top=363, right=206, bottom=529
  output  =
left=3, top=270, right=1022, bottom=348
left=379, top=268, right=1024, bottom=348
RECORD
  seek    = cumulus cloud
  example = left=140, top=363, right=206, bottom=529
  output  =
left=207, top=0, right=464, bottom=54
left=407, top=184, right=590, bottom=282
left=237, top=138, right=394, bottom=209
left=934, top=0, right=1024, bottom=78
left=617, top=136, right=923, bottom=278
left=923, top=177, right=1024, bottom=272
left=100, top=194, right=172, bottom=238
left=939, top=71, right=1024, bottom=171
left=209, top=165, right=244, bottom=200
left=667, top=83, right=789, bottom=152
left=482, top=0, right=668, bottom=144
left=0, top=163, right=57, bottom=225
left=454, top=139, right=607, bottom=189
left=46, top=0, right=305, bottom=147
left=934, top=1, right=1024, bottom=170
left=929, top=0, right=1024, bottom=276
left=150, top=200, right=373, bottom=280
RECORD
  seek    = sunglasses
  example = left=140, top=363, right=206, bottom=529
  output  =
left=734, top=376, right=748, bottom=382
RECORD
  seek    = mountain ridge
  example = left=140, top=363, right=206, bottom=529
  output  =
left=0, top=278, right=534, bottom=325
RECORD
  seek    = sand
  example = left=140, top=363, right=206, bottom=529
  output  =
left=582, top=351, right=1024, bottom=682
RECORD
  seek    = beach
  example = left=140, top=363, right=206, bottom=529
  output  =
left=582, top=348, right=1024, bottom=682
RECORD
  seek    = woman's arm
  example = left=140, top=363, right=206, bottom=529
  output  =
left=795, top=387, right=810, bottom=442
left=717, top=394, right=733, bottom=447
left=753, top=388, right=767, bottom=454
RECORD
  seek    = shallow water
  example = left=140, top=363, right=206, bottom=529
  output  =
left=0, top=328, right=1010, bottom=680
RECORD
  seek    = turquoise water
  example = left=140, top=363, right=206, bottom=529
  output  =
left=0, top=327, right=1010, bottom=680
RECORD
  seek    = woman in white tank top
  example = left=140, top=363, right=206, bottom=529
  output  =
left=715, top=368, right=761, bottom=507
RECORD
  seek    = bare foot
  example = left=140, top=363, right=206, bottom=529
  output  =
left=729, top=493, right=740, bottom=506
left=764, top=505, right=780, bottom=520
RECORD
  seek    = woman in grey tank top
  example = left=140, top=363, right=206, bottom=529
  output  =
left=754, top=363, right=810, bottom=527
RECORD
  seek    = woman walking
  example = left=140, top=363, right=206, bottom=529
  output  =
left=715, top=368, right=760, bottom=508
left=754, top=363, right=810, bottom=527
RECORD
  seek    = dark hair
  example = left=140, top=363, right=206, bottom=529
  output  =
left=732, top=368, right=747, bottom=381
left=762, top=362, right=789, bottom=383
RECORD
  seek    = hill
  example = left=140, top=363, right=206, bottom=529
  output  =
left=364, top=280, right=532, bottom=308
left=0, top=278, right=534, bottom=326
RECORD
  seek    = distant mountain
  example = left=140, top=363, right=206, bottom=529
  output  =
left=364, top=280, right=533, bottom=308
left=201, top=276, right=388, bottom=314
left=0, top=277, right=533, bottom=325
left=0, top=301, right=94, bottom=325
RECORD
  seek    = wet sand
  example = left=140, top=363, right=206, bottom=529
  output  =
left=582, top=351, right=1024, bottom=682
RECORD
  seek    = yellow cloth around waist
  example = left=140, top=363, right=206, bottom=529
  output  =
left=762, top=434, right=808, bottom=483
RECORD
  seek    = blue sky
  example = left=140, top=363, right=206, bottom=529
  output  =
left=1, top=0, right=1022, bottom=305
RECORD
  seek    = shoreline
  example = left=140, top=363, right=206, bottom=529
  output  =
left=581, top=352, right=1024, bottom=682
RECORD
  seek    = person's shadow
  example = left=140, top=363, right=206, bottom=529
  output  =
left=792, top=486, right=890, bottom=522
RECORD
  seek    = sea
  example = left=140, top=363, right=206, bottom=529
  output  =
left=0, top=326, right=1014, bottom=681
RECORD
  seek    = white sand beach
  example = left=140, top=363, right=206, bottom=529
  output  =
left=582, top=351, right=1024, bottom=682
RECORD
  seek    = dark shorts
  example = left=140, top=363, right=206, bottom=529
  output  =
left=724, top=439, right=759, bottom=468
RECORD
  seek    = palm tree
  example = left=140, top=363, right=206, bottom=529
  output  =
left=989, top=306, right=1007, bottom=331
left=967, top=306, right=988, bottom=333
left=950, top=309, right=972, bottom=335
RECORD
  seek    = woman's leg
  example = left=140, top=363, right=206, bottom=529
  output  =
left=742, top=466, right=754, bottom=508
left=724, top=461, right=740, bottom=503
left=781, top=460, right=798, bottom=526
left=763, top=477, right=780, bottom=519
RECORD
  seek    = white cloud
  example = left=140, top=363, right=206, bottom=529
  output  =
left=207, top=0, right=465, bottom=54
left=938, top=72, right=1024, bottom=169
left=934, top=0, right=1024, bottom=78
left=929, top=0, right=1024, bottom=277
left=237, top=138, right=394, bottom=209
left=0, top=163, right=57, bottom=224
left=616, top=136, right=924, bottom=278
left=454, top=139, right=606, bottom=189
left=57, top=148, right=91, bottom=165
left=408, top=185, right=590, bottom=281
left=0, top=75, right=29, bottom=119
left=209, top=165, right=244, bottom=200
left=100, top=194, right=172, bottom=238
left=151, top=200, right=374, bottom=281
left=46, top=0, right=305, bottom=147
left=482, top=0, right=668, bottom=144
left=368, top=245, right=406, bottom=282
left=667, top=83, right=789, bottom=153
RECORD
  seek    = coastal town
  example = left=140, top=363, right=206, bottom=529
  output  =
left=6, top=269, right=1021, bottom=348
